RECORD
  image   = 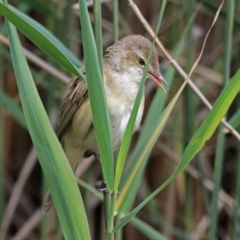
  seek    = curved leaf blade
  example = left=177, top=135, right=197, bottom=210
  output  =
left=113, top=69, right=240, bottom=232
left=5, top=15, right=90, bottom=240
left=116, top=12, right=197, bottom=213
left=0, top=2, right=84, bottom=79
left=78, top=0, right=114, bottom=190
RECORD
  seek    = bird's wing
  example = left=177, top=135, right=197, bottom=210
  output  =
left=57, top=67, right=88, bottom=141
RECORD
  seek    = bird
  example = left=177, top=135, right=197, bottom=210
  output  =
left=42, top=34, right=168, bottom=213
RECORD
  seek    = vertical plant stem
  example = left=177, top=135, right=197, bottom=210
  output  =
left=93, top=0, right=108, bottom=233
left=232, top=140, right=240, bottom=239
left=1, top=1, right=8, bottom=236
left=232, top=3, right=240, bottom=235
left=112, top=0, right=119, bottom=43
left=196, top=154, right=211, bottom=213
left=115, top=214, right=122, bottom=240
left=222, top=1, right=234, bottom=86
left=106, top=193, right=117, bottom=240
left=103, top=190, right=111, bottom=233
left=0, top=37, right=4, bottom=226
left=184, top=1, right=195, bottom=236
left=209, top=133, right=225, bottom=240
left=94, top=0, right=103, bottom=75
left=209, top=0, right=234, bottom=239
left=110, top=1, right=166, bottom=235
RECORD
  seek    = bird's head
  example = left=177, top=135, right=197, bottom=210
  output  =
left=104, top=35, right=168, bottom=92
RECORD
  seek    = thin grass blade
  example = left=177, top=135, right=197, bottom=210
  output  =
left=116, top=12, right=196, bottom=213
left=0, top=2, right=83, bottom=79
left=78, top=0, right=114, bottom=190
left=4, top=13, right=90, bottom=240
left=112, top=69, right=240, bottom=232
left=130, top=217, right=168, bottom=240
left=113, top=0, right=167, bottom=193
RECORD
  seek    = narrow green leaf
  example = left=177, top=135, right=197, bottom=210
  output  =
left=0, top=2, right=83, bottom=78
left=113, top=69, right=240, bottom=232
left=5, top=13, right=90, bottom=240
left=113, top=53, right=151, bottom=192
left=93, top=0, right=103, bottom=75
left=77, top=179, right=103, bottom=200
left=210, top=1, right=234, bottom=238
left=116, top=78, right=187, bottom=213
left=117, top=12, right=197, bottom=213
left=112, top=0, right=119, bottom=43
left=21, top=0, right=55, bottom=17
left=78, top=0, right=114, bottom=190
left=130, top=217, right=168, bottom=240
left=113, top=0, right=167, bottom=193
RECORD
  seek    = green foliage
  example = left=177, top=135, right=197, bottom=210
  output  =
left=1, top=1, right=240, bottom=239
left=78, top=0, right=114, bottom=191
left=2, top=1, right=90, bottom=239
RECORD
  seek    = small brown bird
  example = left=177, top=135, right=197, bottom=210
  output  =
left=42, top=35, right=168, bottom=212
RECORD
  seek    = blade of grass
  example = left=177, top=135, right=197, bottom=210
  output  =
left=112, top=0, right=119, bottom=43
left=2, top=4, right=90, bottom=239
left=209, top=132, right=225, bottom=240
left=0, top=2, right=84, bottom=79
left=112, top=69, right=240, bottom=232
left=117, top=12, right=197, bottom=213
left=232, top=141, right=240, bottom=240
left=109, top=2, right=167, bottom=238
left=128, top=0, right=240, bottom=142
left=21, top=0, right=54, bottom=17
left=0, top=33, right=70, bottom=84
left=209, top=0, right=234, bottom=239
left=14, top=1, right=81, bottom=67
left=114, top=79, right=188, bottom=230
left=130, top=217, right=168, bottom=240
left=114, top=0, right=167, bottom=196
left=77, top=179, right=103, bottom=200
left=78, top=0, right=114, bottom=190
left=183, top=1, right=195, bottom=235
left=0, top=42, right=4, bottom=227
left=92, top=1, right=111, bottom=231
left=117, top=0, right=224, bottom=217
left=93, top=0, right=103, bottom=75
left=77, top=178, right=169, bottom=240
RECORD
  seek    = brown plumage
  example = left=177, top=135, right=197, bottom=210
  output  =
left=42, top=35, right=167, bottom=213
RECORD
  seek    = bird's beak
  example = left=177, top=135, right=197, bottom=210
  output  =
left=147, top=71, right=168, bottom=93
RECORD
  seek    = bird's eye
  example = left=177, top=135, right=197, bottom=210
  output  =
left=139, top=58, right=145, bottom=66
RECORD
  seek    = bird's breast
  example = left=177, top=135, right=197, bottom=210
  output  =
left=109, top=96, right=144, bottom=150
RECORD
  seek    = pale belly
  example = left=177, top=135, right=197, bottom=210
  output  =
left=63, top=95, right=144, bottom=167
left=110, top=98, right=144, bottom=150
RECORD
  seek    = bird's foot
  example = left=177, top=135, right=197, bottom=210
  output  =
left=95, top=180, right=108, bottom=193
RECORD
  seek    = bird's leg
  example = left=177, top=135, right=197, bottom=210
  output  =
left=83, top=150, right=108, bottom=192
left=95, top=180, right=108, bottom=193
left=93, top=152, right=101, bottom=166
left=93, top=153, right=108, bottom=192
left=83, top=150, right=101, bottom=165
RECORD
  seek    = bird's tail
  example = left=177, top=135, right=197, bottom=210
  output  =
left=42, top=190, right=54, bottom=213
left=41, top=151, right=93, bottom=213
left=41, top=159, right=81, bottom=213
